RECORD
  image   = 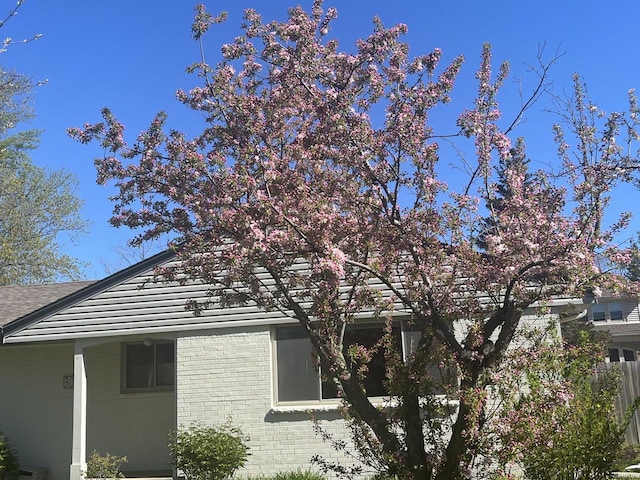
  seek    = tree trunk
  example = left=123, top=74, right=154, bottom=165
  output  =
left=435, top=398, right=473, bottom=480
left=314, top=336, right=404, bottom=461
left=403, top=392, right=431, bottom=479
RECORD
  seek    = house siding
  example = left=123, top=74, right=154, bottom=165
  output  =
left=85, top=341, right=175, bottom=474
left=624, top=301, right=640, bottom=323
left=4, top=256, right=407, bottom=345
left=176, top=326, right=359, bottom=477
left=0, top=341, right=175, bottom=480
left=5, top=271, right=294, bottom=344
left=0, top=343, right=74, bottom=480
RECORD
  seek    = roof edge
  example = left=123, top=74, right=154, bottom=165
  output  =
left=1, top=248, right=179, bottom=343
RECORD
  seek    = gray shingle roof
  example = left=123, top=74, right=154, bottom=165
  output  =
left=594, top=322, right=640, bottom=338
left=0, top=281, right=95, bottom=327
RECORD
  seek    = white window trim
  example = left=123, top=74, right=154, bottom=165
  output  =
left=590, top=302, right=624, bottom=322
left=271, top=321, right=453, bottom=407
left=268, top=396, right=458, bottom=414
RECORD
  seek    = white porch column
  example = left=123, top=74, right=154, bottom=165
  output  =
left=70, top=341, right=88, bottom=480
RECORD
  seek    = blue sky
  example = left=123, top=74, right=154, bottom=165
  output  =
left=2, top=0, right=640, bottom=280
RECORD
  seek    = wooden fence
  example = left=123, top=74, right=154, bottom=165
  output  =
left=597, top=361, right=640, bottom=444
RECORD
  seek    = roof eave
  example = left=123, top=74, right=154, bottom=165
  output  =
left=1, top=248, right=178, bottom=344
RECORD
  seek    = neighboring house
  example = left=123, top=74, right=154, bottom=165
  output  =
left=586, top=295, right=640, bottom=444
left=0, top=250, right=580, bottom=480
left=588, top=296, right=640, bottom=363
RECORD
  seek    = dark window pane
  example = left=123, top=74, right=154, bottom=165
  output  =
left=610, top=303, right=623, bottom=321
left=155, top=342, right=175, bottom=387
left=321, top=356, right=339, bottom=399
left=592, top=305, right=606, bottom=321
left=276, top=327, right=320, bottom=401
left=323, top=325, right=401, bottom=399
left=624, top=349, right=636, bottom=362
left=126, top=344, right=154, bottom=388
left=609, top=348, right=620, bottom=362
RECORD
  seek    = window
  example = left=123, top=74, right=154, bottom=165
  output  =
left=590, top=302, right=624, bottom=322
left=274, top=322, right=449, bottom=403
left=122, top=341, right=174, bottom=392
left=608, top=347, right=637, bottom=363
left=592, top=304, right=606, bottom=321
left=609, top=302, right=623, bottom=321
left=608, top=348, right=620, bottom=362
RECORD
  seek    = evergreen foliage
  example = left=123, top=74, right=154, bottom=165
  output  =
left=0, top=432, right=19, bottom=480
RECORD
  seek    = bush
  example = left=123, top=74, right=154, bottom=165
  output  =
left=494, top=331, right=637, bottom=480
left=614, top=444, right=640, bottom=472
left=84, top=450, right=127, bottom=479
left=247, top=471, right=327, bottom=480
left=519, top=363, right=631, bottom=479
left=270, top=471, right=327, bottom=480
left=169, top=422, right=249, bottom=480
left=0, top=433, right=19, bottom=480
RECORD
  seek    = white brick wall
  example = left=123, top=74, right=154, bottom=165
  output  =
left=176, top=326, right=361, bottom=477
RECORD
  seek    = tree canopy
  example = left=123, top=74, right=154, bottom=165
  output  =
left=70, top=2, right=640, bottom=478
left=0, top=136, right=87, bottom=284
left=0, top=10, right=86, bottom=284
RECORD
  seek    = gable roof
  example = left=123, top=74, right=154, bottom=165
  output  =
left=1, top=245, right=589, bottom=345
left=0, top=281, right=95, bottom=327
left=0, top=249, right=178, bottom=343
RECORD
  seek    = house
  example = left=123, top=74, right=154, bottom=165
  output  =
left=587, top=295, right=640, bottom=363
left=585, top=295, right=640, bottom=443
left=0, top=249, right=579, bottom=480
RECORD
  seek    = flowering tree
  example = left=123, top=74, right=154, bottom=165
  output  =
left=489, top=328, right=634, bottom=480
left=70, top=2, right=639, bottom=478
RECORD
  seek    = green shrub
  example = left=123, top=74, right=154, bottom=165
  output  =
left=246, top=472, right=327, bottom=480
left=84, top=450, right=127, bottom=479
left=0, top=433, right=19, bottom=480
left=495, top=332, right=638, bottom=480
left=270, top=471, right=327, bottom=480
left=169, top=422, right=249, bottom=480
left=614, top=443, right=640, bottom=472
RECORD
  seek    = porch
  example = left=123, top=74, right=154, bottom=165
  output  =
left=70, top=339, right=176, bottom=480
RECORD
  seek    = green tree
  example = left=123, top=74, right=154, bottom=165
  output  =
left=477, top=137, right=534, bottom=250
left=0, top=1, right=86, bottom=284
left=0, top=67, right=86, bottom=284
left=561, top=317, right=610, bottom=348
left=493, top=331, right=635, bottom=480
left=625, top=236, right=640, bottom=282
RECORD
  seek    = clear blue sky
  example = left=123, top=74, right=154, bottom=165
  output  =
left=2, top=0, right=640, bottom=280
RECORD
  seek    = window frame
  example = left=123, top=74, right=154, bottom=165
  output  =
left=608, top=347, right=637, bottom=363
left=272, top=320, right=447, bottom=406
left=590, top=302, right=625, bottom=322
left=121, top=340, right=175, bottom=393
left=609, top=302, right=624, bottom=321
